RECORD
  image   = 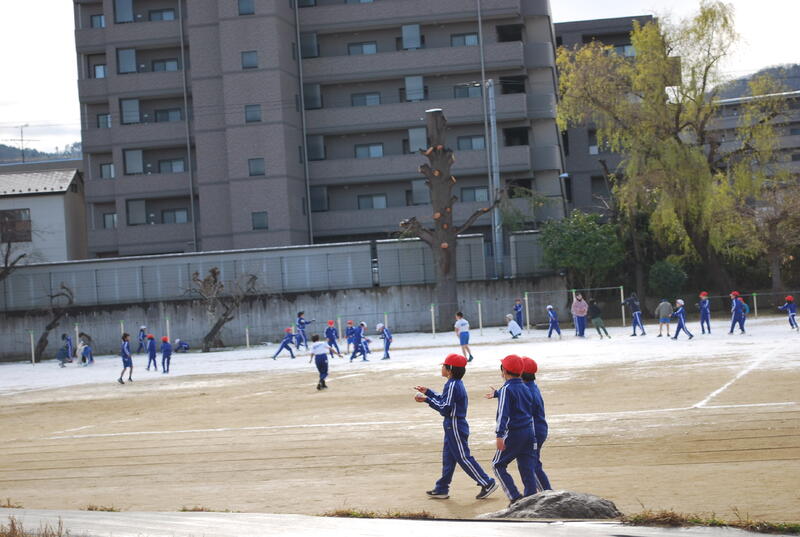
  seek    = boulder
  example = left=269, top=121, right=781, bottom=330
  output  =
left=479, top=490, right=621, bottom=519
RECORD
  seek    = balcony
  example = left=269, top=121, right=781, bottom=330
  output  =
left=78, top=70, right=185, bottom=101
left=306, top=93, right=528, bottom=135
left=300, top=0, right=523, bottom=33
left=85, top=172, right=191, bottom=202
left=309, top=145, right=531, bottom=185
left=302, top=41, right=524, bottom=84
left=83, top=120, right=187, bottom=151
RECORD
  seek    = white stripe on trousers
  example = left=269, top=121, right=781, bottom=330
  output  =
left=491, top=444, right=513, bottom=500
left=451, top=416, right=488, bottom=487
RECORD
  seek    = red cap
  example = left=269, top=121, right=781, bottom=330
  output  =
left=786, top=295, right=794, bottom=302
left=699, top=291, right=708, bottom=297
left=161, top=336, right=169, bottom=342
left=327, top=320, right=335, bottom=326
left=147, top=334, right=154, bottom=339
left=522, top=356, right=538, bottom=374
left=347, top=320, right=354, bottom=325
left=442, top=353, right=467, bottom=367
left=738, top=296, right=744, bottom=301
left=501, top=354, right=524, bottom=375
left=284, top=327, right=292, bottom=333
left=730, top=291, right=740, bottom=297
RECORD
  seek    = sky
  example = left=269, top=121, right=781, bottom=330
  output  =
left=0, top=0, right=797, bottom=154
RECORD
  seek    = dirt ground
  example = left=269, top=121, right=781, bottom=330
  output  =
left=1, top=348, right=798, bottom=522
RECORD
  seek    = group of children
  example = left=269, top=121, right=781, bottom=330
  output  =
left=56, top=332, right=94, bottom=367
left=115, top=325, right=189, bottom=384
left=414, top=352, right=550, bottom=506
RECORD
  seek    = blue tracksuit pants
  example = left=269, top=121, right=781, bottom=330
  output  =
left=327, top=339, right=340, bottom=356
left=295, top=330, right=308, bottom=349
left=273, top=341, right=295, bottom=359
left=383, top=339, right=391, bottom=359
left=314, top=354, right=328, bottom=381
left=349, top=341, right=368, bottom=362
left=674, top=319, right=693, bottom=339
left=547, top=320, right=560, bottom=337
left=575, top=316, right=586, bottom=336
left=730, top=314, right=745, bottom=333
left=492, top=427, right=537, bottom=501
left=515, top=311, right=523, bottom=327
left=632, top=311, right=645, bottom=335
left=533, top=442, right=551, bottom=491
left=162, top=355, right=171, bottom=373
left=789, top=313, right=798, bottom=329
left=700, top=312, right=711, bottom=333
left=434, top=418, right=493, bottom=493
left=147, top=354, right=157, bottom=370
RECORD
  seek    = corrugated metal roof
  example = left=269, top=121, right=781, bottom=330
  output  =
left=0, top=169, right=79, bottom=197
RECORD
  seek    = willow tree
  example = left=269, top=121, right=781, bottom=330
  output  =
left=556, top=1, right=788, bottom=291
left=400, top=109, right=500, bottom=328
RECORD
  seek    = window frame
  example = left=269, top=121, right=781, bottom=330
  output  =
left=457, top=135, right=486, bottom=151
left=251, top=211, right=269, bottom=230
left=348, top=41, right=378, bottom=55
left=92, top=64, right=107, bottom=79
left=90, top=14, right=106, bottom=28
left=461, top=186, right=489, bottom=203
left=152, top=58, right=179, bottom=72
left=158, top=158, right=186, bottom=174
left=354, top=143, right=384, bottom=159
left=0, top=209, right=32, bottom=243
left=244, top=104, right=262, bottom=123
left=161, top=208, right=189, bottom=224
left=248, top=158, right=266, bottom=176
left=241, top=50, right=259, bottom=70
left=154, top=108, right=182, bottom=123
left=450, top=33, right=479, bottom=47
left=357, top=194, right=388, bottom=210
left=102, top=212, right=118, bottom=230
left=238, top=0, right=256, bottom=15
left=99, top=163, right=115, bottom=180
left=148, top=8, right=176, bottom=21
left=97, top=114, right=112, bottom=129
left=454, top=84, right=481, bottom=99
left=116, top=48, right=137, bottom=74
left=351, top=92, right=381, bottom=107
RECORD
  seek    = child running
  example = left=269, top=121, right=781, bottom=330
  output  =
left=325, top=320, right=340, bottom=357
left=546, top=305, right=561, bottom=339
left=671, top=299, right=694, bottom=340
left=296, top=311, right=314, bottom=350
left=520, top=356, right=551, bottom=492
left=349, top=321, right=369, bottom=362
left=414, top=353, right=497, bottom=500
left=309, top=334, right=340, bottom=390
left=778, top=295, right=798, bottom=331
left=118, top=333, right=133, bottom=384
left=136, top=325, right=147, bottom=354
left=160, top=336, right=172, bottom=373
left=376, top=323, right=392, bottom=360
left=345, top=320, right=355, bottom=353
left=454, top=312, right=475, bottom=362
left=273, top=328, right=296, bottom=360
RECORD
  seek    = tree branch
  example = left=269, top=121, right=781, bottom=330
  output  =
left=399, top=217, right=435, bottom=245
left=455, top=193, right=502, bottom=235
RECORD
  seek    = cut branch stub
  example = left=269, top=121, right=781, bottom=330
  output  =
left=433, top=169, right=441, bottom=177
left=433, top=212, right=442, bottom=219
left=450, top=176, right=457, bottom=183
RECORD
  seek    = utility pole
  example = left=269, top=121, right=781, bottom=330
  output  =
left=3, top=124, right=38, bottom=163
left=486, top=79, right=504, bottom=279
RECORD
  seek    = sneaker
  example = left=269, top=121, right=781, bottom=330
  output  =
left=117, top=378, right=124, bottom=384
left=476, top=480, right=498, bottom=499
left=146, top=367, right=150, bottom=371
left=128, top=378, right=133, bottom=382
left=630, top=333, right=637, bottom=337
left=670, top=337, right=677, bottom=340
left=361, top=358, right=369, bottom=362
left=468, top=355, right=474, bottom=362
left=425, top=490, right=449, bottom=499
left=316, top=383, right=322, bottom=390
left=508, top=496, right=523, bottom=508
left=657, top=334, right=662, bottom=337
left=688, top=334, right=694, bottom=340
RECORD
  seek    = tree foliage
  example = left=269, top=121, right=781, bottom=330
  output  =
left=648, top=260, right=687, bottom=300
left=556, top=0, right=789, bottom=291
left=540, top=210, right=624, bottom=290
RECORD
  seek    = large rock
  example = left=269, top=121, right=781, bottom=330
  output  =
left=479, top=490, right=621, bottom=519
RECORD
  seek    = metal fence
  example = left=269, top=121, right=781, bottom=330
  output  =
left=375, top=234, right=486, bottom=285
left=509, top=230, right=548, bottom=277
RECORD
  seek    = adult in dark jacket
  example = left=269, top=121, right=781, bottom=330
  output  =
left=622, top=292, right=646, bottom=336
left=588, top=299, right=610, bottom=339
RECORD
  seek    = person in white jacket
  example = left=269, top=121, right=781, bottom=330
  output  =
left=505, top=314, right=522, bottom=339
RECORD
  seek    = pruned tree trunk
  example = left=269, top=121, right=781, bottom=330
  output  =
left=34, top=311, right=69, bottom=363
left=203, top=311, right=232, bottom=352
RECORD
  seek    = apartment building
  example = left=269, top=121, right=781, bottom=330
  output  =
left=73, top=0, right=564, bottom=257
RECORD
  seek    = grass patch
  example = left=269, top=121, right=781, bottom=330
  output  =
left=0, top=516, right=68, bottom=537
left=0, top=500, right=22, bottom=509
left=622, top=509, right=800, bottom=535
left=81, top=505, right=119, bottom=512
left=322, top=509, right=435, bottom=520
left=179, top=506, right=238, bottom=513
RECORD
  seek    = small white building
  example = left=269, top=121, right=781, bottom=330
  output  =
left=0, top=169, right=88, bottom=263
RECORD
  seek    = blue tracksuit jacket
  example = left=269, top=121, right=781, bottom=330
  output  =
left=345, top=326, right=355, bottom=344
left=671, top=306, right=693, bottom=339
left=64, top=335, right=74, bottom=358
left=425, top=378, right=493, bottom=492
left=147, top=338, right=157, bottom=369
left=81, top=345, right=94, bottom=365
left=379, top=327, right=392, bottom=358
left=325, top=326, right=340, bottom=355
left=623, top=296, right=645, bottom=334
left=514, top=302, right=523, bottom=326
left=779, top=301, right=798, bottom=329
left=296, top=317, right=313, bottom=348
left=349, top=326, right=368, bottom=361
left=273, top=333, right=296, bottom=359
left=730, top=298, right=745, bottom=333
left=526, top=380, right=551, bottom=491
left=176, top=341, right=190, bottom=352
left=137, top=329, right=146, bottom=353
left=698, top=298, right=711, bottom=333
left=547, top=309, right=561, bottom=337
left=161, top=341, right=172, bottom=372
left=493, top=378, right=537, bottom=500
left=121, top=340, right=131, bottom=361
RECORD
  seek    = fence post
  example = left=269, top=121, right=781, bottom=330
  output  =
left=619, top=286, right=626, bottom=327
left=74, top=323, right=79, bottom=355
left=430, top=303, right=436, bottom=338
left=337, top=317, right=342, bottom=343
left=245, top=326, right=250, bottom=349
left=119, top=320, right=125, bottom=335
left=384, top=312, right=388, bottom=330
left=524, top=292, right=530, bottom=331
left=477, top=300, right=483, bottom=336
left=571, top=289, right=577, bottom=335
left=29, top=330, right=35, bottom=365
left=753, top=293, right=758, bottom=318
left=165, top=317, right=171, bottom=342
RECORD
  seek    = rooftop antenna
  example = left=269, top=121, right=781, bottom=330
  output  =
left=2, top=124, right=39, bottom=163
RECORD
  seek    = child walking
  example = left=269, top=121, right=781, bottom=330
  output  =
left=546, top=305, right=561, bottom=339
left=728, top=291, right=746, bottom=334
left=588, top=299, right=610, bottom=339
left=160, top=336, right=172, bottom=373
left=655, top=298, right=673, bottom=337
left=376, top=322, right=392, bottom=360
left=273, top=328, right=296, bottom=359
left=146, top=334, right=158, bottom=371
left=309, top=334, right=340, bottom=390
left=521, top=357, right=551, bottom=492
left=118, top=333, right=133, bottom=384
left=571, top=294, right=588, bottom=337
left=697, top=291, right=711, bottom=334
left=778, top=295, right=798, bottom=331
left=136, top=325, right=147, bottom=354
left=414, top=353, right=497, bottom=500
left=671, top=299, right=694, bottom=340
left=325, top=320, right=340, bottom=357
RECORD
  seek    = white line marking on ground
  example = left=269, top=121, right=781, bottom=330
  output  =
left=693, top=346, right=777, bottom=408
left=700, top=402, right=797, bottom=410
left=52, top=425, right=95, bottom=434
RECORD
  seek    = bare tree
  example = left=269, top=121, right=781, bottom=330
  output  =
left=400, top=109, right=501, bottom=329
left=189, top=267, right=257, bottom=352
left=34, top=283, right=75, bottom=363
left=0, top=239, right=26, bottom=284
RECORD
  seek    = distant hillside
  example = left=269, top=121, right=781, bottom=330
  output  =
left=0, top=142, right=81, bottom=164
left=716, top=64, right=800, bottom=99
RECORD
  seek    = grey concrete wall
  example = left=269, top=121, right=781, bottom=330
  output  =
left=0, top=275, right=567, bottom=361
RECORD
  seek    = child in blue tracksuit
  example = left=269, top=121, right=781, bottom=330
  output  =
left=309, top=334, right=338, bottom=390
left=376, top=322, right=392, bottom=360
left=160, top=336, right=172, bottom=373
left=146, top=333, right=158, bottom=371
left=546, top=305, right=561, bottom=339
left=414, top=353, right=497, bottom=500
left=295, top=311, right=314, bottom=350
left=487, top=354, right=537, bottom=504
left=174, top=339, right=190, bottom=352
left=738, top=297, right=750, bottom=331
left=118, top=333, right=133, bottom=384
left=521, top=356, right=551, bottom=492
left=349, top=322, right=369, bottom=362
left=514, top=299, right=524, bottom=328
left=62, top=333, right=74, bottom=359
left=778, top=295, right=798, bottom=330
left=622, top=293, right=646, bottom=336
left=81, top=344, right=94, bottom=366
left=325, top=320, right=340, bottom=357
left=345, top=320, right=355, bottom=353
left=697, top=291, right=711, bottom=334
left=136, top=326, right=147, bottom=353
left=728, top=291, right=745, bottom=334
left=671, top=299, right=693, bottom=340
left=273, top=328, right=296, bottom=359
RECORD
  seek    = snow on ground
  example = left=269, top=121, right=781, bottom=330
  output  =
left=1, top=315, right=798, bottom=397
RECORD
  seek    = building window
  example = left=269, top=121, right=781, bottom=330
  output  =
left=355, top=143, right=383, bottom=159
left=298, top=0, right=316, bottom=6
left=114, top=0, right=134, bottom=23
left=162, top=208, right=189, bottom=224
left=613, top=44, right=636, bottom=57
left=120, top=98, right=140, bottom=124
left=503, top=127, right=529, bottom=147
left=457, top=135, right=485, bottom=151
left=245, top=104, right=262, bottom=123
left=461, top=186, right=489, bottom=202
left=454, top=84, right=481, bottom=98
left=407, top=127, right=427, bottom=153
left=248, top=158, right=266, bottom=176
left=238, top=0, right=255, bottom=15
left=155, top=108, right=182, bottom=122
left=100, top=163, right=115, bottom=179
left=306, top=135, right=326, bottom=161
left=403, top=75, right=425, bottom=102
left=400, top=24, right=422, bottom=50
left=345, top=0, right=373, bottom=3
left=310, top=186, right=328, bottom=212
left=407, top=179, right=430, bottom=205
left=152, top=59, right=179, bottom=72
left=348, top=42, right=377, bottom=55
left=351, top=92, right=381, bottom=107
left=251, top=211, right=269, bottom=230
left=0, top=209, right=32, bottom=243
left=126, top=199, right=146, bottom=226
left=123, top=149, right=143, bottom=175
left=93, top=64, right=107, bottom=79
left=103, top=213, right=118, bottom=229
left=149, top=9, right=176, bottom=21
left=90, top=14, right=106, bottom=28
left=790, top=127, right=800, bottom=136
left=304, top=83, right=322, bottom=109
left=499, top=76, right=526, bottom=94
left=158, top=158, right=186, bottom=174
left=358, top=194, right=387, bottom=210
left=241, top=50, right=258, bottom=69
left=117, top=48, right=137, bottom=74
left=451, top=33, right=478, bottom=47
left=588, top=129, right=599, bottom=155
left=496, top=24, right=524, bottom=43
left=300, top=32, right=319, bottom=59
left=97, top=114, right=112, bottom=128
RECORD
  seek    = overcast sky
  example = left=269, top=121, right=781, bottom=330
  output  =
left=0, top=0, right=797, bottom=153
